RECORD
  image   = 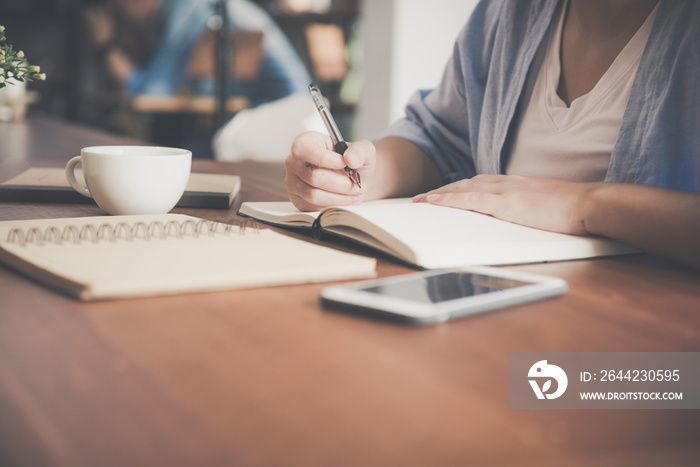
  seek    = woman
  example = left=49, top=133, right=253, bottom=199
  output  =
left=285, top=0, right=700, bottom=269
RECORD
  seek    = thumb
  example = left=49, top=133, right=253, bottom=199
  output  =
left=342, top=139, right=376, bottom=170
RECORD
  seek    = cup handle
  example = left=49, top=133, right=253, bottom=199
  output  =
left=65, top=156, right=92, bottom=198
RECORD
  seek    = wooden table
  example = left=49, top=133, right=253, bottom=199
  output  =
left=1, top=115, right=699, bottom=466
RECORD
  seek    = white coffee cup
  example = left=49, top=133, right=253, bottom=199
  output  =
left=65, top=146, right=192, bottom=215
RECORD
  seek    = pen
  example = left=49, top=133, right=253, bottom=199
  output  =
left=308, top=83, right=362, bottom=188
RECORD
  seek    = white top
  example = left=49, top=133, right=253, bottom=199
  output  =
left=506, top=2, right=658, bottom=182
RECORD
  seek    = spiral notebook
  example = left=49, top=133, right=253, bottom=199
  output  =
left=0, top=214, right=376, bottom=300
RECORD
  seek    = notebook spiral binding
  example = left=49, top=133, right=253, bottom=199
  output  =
left=7, top=217, right=259, bottom=247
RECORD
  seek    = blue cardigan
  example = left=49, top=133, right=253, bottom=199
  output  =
left=383, top=0, right=700, bottom=192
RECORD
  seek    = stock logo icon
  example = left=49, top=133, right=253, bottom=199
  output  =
left=528, top=360, right=568, bottom=400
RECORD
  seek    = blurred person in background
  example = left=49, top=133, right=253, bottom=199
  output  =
left=81, top=0, right=310, bottom=107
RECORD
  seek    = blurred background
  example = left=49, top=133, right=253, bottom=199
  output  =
left=0, top=0, right=477, bottom=160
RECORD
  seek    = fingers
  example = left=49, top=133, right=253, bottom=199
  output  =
left=413, top=175, right=511, bottom=203
left=286, top=171, right=362, bottom=211
left=342, top=139, right=376, bottom=170
left=412, top=174, right=533, bottom=220
left=288, top=190, right=361, bottom=212
left=286, top=132, right=375, bottom=211
left=434, top=174, right=514, bottom=194
left=290, top=132, right=347, bottom=171
left=285, top=155, right=360, bottom=195
left=424, top=191, right=502, bottom=216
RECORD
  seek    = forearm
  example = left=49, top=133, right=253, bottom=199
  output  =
left=367, top=136, right=443, bottom=201
left=582, top=183, right=700, bottom=269
left=105, top=47, right=134, bottom=88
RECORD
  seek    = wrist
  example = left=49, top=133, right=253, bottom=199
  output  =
left=577, top=182, right=611, bottom=236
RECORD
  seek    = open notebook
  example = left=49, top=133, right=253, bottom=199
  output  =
left=0, top=214, right=376, bottom=300
left=239, top=198, right=639, bottom=269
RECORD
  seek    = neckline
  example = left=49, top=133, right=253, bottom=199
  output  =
left=543, top=0, right=658, bottom=126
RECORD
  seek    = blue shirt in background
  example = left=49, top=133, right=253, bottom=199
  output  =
left=128, top=0, right=311, bottom=107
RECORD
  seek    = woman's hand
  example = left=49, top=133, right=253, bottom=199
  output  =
left=414, top=174, right=700, bottom=269
left=413, top=174, right=599, bottom=235
left=285, top=131, right=376, bottom=211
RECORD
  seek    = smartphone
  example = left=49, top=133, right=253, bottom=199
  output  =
left=321, top=266, right=567, bottom=324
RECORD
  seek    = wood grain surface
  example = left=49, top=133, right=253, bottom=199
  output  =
left=1, top=115, right=699, bottom=467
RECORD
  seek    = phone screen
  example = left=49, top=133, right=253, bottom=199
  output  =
left=360, top=272, right=530, bottom=304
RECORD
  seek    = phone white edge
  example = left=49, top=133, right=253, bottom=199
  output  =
left=320, top=266, right=568, bottom=324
